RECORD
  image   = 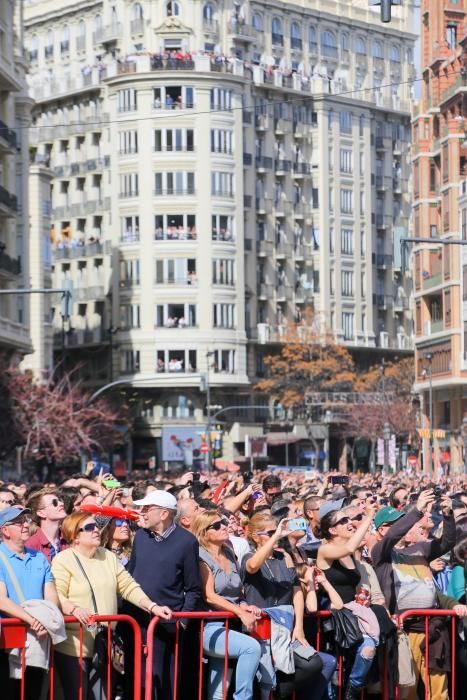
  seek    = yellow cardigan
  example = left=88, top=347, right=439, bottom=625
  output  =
left=51, top=546, right=146, bottom=657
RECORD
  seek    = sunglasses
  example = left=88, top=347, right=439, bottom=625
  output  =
left=7, top=516, right=30, bottom=526
left=114, top=519, right=128, bottom=527
left=79, top=522, right=99, bottom=533
left=46, top=498, right=62, bottom=508
left=206, top=519, right=228, bottom=532
left=334, top=516, right=351, bottom=527
left=352, top=514, right=364, bottom=522
left=0, top=498, right=15, bottom=506
left=255, top=529, right=276, bottom=537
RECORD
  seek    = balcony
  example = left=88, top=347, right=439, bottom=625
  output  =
left=130, top=18, right=144, bottom=34
left=203, top=19, right=219, bottom=33
left=275, top=159, right=291, bottom=174
left=373, top=294, right=393, bottom=309
left=257, top=240, right=273, bottom=256
left=255, top=156, right=273, bottom=170
left=0, top=120, right=16, bottom=152
left=0, top=252, right=20, bottom=275
left=75, top=285, right=105, bottom=301
left=256, top=197, right=272, bottom=214
left=272, top=33, right=284, bottom=46
left=276, top=285, right=293, bottom=301
left=93, top=23, right=122, bottom=45
left=243, top=152, right=252, bottom=166
left=274, top=119, right=290, bottom=135
left=290, top=38, right=303, bottom=51
left=375, top=214, right=391, bottom=229
left=423, top=272, right=442, bottom=290
left=293, top=202, right=310, bottom=219
left=255, top=115, right=269, bottom=131
left=393, top=297, right=409, bottom=312
left=292, top=162, right=311, bottom=177
left=258, top=283, right=273, bottom=299
left=372, top=253, right=393, bottom=268
left=229, top=20, right=255, bottom=41
left=0, top=185, right=18, bottom=216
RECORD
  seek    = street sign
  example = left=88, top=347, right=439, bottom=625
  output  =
left=200, top=444, right=209, bottom=454
left=407, top=456, right=418, bottom=467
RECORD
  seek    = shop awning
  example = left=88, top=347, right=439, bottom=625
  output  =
left=265, top=432, right=301, bottom=446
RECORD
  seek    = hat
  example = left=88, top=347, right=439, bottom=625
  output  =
left=133, top=490, right=177, bottom=510
left=270, top=498, right=290, bottom=519
left=374, top=506, right=404, bottom=530
left=318, top=499, right=346, bottom=520
left=0, top=506, right=30, bottom=528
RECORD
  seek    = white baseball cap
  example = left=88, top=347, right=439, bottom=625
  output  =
left=133, top=489, right=177, bottom=510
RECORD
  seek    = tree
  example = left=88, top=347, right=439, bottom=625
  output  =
left=0, top=367, right=129, bottom=462
left=256, top=322, right=356, bottom=409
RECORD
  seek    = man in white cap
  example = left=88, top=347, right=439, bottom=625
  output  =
left=121, top=490, right=201, bottom=700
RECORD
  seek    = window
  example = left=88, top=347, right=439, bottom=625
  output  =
left=342, top=312, right=354, bottom=340
left=154, top=171, right=195, bottom=195
left=210, top=88, right=232, bottom=111
left=360, top=229, right=366, bottom=256
left=341, top=228, right=354, bottom=254
left=390, top=45, right=400, bottom=62
left=118, top=89, right=137, bottom=112
left=119, top=173, right=138, bottom=198
left=121, top=350, right=140, bottom=373
left=211, top=129, right=233, bottom=154
left=328, top=109, right=333, bottom=130
left=342, top=271, right=354, bottom=297
left=330, top=269, right=335, bottom=295
left=166, top=1, right=180, bottom=17
left=120, top=215, right=140, bottom=243
left=340, top=189, right=353, bottom=214
left=155, top=303, right=197, bottom=327
left=162, top=395, right=195, bottom=418
left=155, top=128, right=194, bottom=151
left=444, top=290, right=452, bottom=326
left=308, top=26, right=317, bottom=50
left=339, top=111, right=352, bottom=134
left=446, top=23, right=457, bottom=50
left=29, top=35, right=38, bottom=61
left=359, top=115, right=365, bottom=136
left=372, top=41, right=383, bottom=59
left=211, top=171, right=234, bottom=196
left=272, top=18, right=283, bottom=45
left=329, top=227, right=335, bottom=253
left=341, top=33, right=349, bottom=51
left=252, top=14, right=263, bottom=31
left=203, top=3, right=214, bottom=20
left=45, top=30, right=54, bottom=58
left=61, top=26, right=70, bottom=54
left=119, top=130, right=138, bottom=155
left=120, top=304, right=141, bottom=329
left=213, top=303, right=235, bottom=328
left=321, top=30, right=337, bottom=58
left=157, top=349, right=197, bottom=373
left=340, top=149, right=353, bottom=173
left=212, top=258, right=235, bottom=285
left=213, top=350, right=236, bottom=374
left=155, top=258, right=196, bottom=284
left=154, top=85, right=194, bottom=109
left=355, top=37, right=366, bottom=55
left=212, top=214, right=234, bottom=241
left=329, top=187, right=334, bottom=213
left=462, top=207, right=467, bottom=240
left=154, top=214, right=197, bottom=240
left=120, top=258, right=140, bottom=286
left=290, top=22, right=302, bottom=50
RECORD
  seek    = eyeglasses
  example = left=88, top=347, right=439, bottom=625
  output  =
left=334, top=516, right=350, bottom=527
left=206, top=519, right=228, bottom=532
left=255, top=529, right=276, bottom=537
left=114, top=519, right=128, bottom=527
left=6, top=516, right=30, bottom=526
left=44, top=497, right=62, bottom=508
left=79, top=522, right=99, bottom=533
left=352, top=514, right=364, bottom=522
left=0, top=498, right=15, bottom=506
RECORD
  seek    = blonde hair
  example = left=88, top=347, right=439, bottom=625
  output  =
left=192, top=510, right=221, bottom=549
left=26, top=487, right=59, bottom=525
left=61, top=511, right=93, bottom=544
left=245, top=512, right=275, bottom=546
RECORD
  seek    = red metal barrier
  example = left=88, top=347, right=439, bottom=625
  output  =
left=0, top=614, right=142, bottom=700
left=395, top=609, right=459, bottom=700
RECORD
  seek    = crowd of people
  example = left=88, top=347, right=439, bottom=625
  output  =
left=0, top=466, right=467, bottom=700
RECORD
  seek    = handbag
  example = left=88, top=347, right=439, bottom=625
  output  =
left=330, top=607, right=363, bottom=649
left=72, top=552, right=123, bottom=671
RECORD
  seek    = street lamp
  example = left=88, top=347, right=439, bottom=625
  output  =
left=423, top=353, right=433, bottom=475
left=383, top=421, right=391, bottom=473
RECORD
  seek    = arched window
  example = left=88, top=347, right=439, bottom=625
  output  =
left=133, top=3, right=144, bottom=19
left=272, top=17, right=283, bottom=45
left=390, top=45, right=401, bottom=62
left=95, top=14, right=102, bottom=31
left=252, top=13, right=263, bottom=32
left=45, top=30, right=54, bottom=58
left=372, top=40, right=383, bottom=58
left=203, top=3, right=215, bottom=21
left=61, top=26, right=70, bottom=53
left=341, top=33, right=349, bottom=51
left=355, top=37, right=366, bottom=55
left=78, top=20, right=85, bottom=37
left=309, top=25, right=317, bottom=50
left=29, top=34, right=39, bottom=60
left=290, top=22, right=302, bottom=49
left=166, top=1, right=180, bottom=17
left=321, top=30, right=337, bottom=58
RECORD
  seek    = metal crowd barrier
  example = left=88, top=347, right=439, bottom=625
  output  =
left=0, top=614, right=142, bottom=700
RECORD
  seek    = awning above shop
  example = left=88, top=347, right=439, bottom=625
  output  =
left=265, top=432, right=301, bottom=446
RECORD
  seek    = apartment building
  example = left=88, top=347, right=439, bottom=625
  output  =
left=412, top=0, right=467, bottom=473
left=25, top=0, right=415, bottom=469
left=0, top=1, right=32, bottom=364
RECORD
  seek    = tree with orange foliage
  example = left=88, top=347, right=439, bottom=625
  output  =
left=256, top=323, right=356, bottom=409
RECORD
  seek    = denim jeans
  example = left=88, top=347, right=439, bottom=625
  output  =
left=348, top=635, right=377, bottom=690
left=203, top=621, right=262, bottom=700
left=310, top=652, right=338, bottom=700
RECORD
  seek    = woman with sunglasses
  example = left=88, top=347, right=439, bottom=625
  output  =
left=101, top=517, right=133, bottom=567
left=51, top=511, right=172, bottom=700
left=243, top=512, right=340, bottom=700
left=316, top=504, right=376, bottom=700
left=192, top=510, right=262, bottom=700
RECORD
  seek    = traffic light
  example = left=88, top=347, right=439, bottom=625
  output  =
left=369, top=0, right=401, bottom=23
